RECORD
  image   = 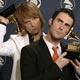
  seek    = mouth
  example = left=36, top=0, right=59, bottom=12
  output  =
left=56, top=30, right=62, bottom=34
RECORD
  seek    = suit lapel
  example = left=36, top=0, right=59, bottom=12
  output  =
left=37, top=38, right=53, bottom=67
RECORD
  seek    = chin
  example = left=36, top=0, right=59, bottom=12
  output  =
left=55, top=36, right=63, bottom=40
left=32, top=32, right=38, bottom=35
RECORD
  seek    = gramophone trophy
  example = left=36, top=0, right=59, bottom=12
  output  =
left=64, top=28, right=80, bottom=62
left=0, top=5, right=22, bottom=35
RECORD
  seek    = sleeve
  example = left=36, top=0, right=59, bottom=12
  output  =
left=0, top=23, right=17, bottom=56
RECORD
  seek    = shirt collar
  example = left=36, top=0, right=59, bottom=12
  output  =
left=43, top=36, right=62, bottom=55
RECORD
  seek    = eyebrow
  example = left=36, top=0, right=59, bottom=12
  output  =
left=23, top=20, right=30, bottom=23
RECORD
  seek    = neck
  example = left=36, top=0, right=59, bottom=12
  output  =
left=45, top=33, right=61, bottom=47
left=33, top=34, right=41, bottom=41
left=33, top=31, right=42, bottom=42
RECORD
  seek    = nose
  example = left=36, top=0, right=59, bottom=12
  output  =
left=59, top=23, right=65, bottom=30
left=30, top=19, right=36, bottom=27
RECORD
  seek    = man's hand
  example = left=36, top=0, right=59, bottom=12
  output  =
left=55, top=52, right=70, bottom=69
left=70, top=59, right=80, bottom=75
left=0, top=16, right=9, bottom=25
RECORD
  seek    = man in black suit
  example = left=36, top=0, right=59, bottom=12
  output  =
left=20, top=8, right=80, bottom=80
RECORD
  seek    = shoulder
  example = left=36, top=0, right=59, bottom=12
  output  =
left=60, top=41, right=68, bottom=52
left=10, top=34, right=29, bottom=40
left=10, top=34, right=21, bottom=38
left=61, top=41, right=67, bottom=47
left=10, top=34, right=22, bottom=41
left=10, top=33, right=29, bottom=44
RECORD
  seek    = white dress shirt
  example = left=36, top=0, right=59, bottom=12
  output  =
left=43, top=36, right=61, bottom=57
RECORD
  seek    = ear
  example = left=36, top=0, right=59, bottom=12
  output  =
left=49, top=18, right=53, bottom=26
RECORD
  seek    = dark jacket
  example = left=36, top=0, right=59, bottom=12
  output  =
left=20, top=37, right=78, bottom=80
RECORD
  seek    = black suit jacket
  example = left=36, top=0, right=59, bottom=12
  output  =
left=20, top=37, right=78, bottom=80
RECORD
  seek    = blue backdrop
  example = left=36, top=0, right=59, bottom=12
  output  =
left=0, top=0, right=80, bottom=80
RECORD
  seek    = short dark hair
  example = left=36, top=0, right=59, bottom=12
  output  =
left=52, top=8, right=75, bottom=27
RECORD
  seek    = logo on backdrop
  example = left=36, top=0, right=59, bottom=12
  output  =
left=0, top=56, right=6, bottom=67
left=60, top=0, right=75, bottom=10
left=0, top=0, right=6, bottom=9
left=26, top=0, right=41, bottom=8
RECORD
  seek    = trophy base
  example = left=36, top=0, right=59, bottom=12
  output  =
left=65, top=49, right=80, bottom=62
